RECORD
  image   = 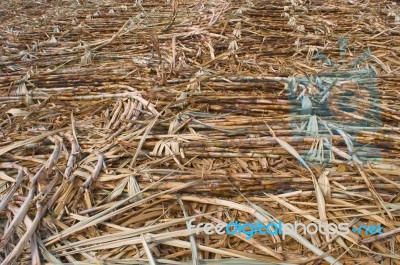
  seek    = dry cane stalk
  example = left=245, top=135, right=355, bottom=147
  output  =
left=0, top=169, right=23, bottom=212
left=2, top=203, right=44, bottom=265
left=0, top=187, right=35, bottom=249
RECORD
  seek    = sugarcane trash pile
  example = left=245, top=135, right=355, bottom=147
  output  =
left=0, top=0, right=400, bottom=264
